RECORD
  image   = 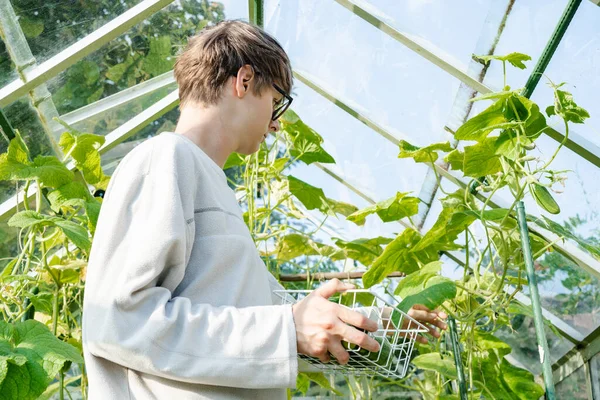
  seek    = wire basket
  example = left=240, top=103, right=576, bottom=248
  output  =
left=274, top=289, right=429, bottom=379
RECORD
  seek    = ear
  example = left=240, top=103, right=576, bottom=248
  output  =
left=233, top=65, right=255, bottom=99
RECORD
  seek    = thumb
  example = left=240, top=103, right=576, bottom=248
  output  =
left=313, top=279, right=355, bottom=299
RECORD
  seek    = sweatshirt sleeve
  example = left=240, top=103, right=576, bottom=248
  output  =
left=82, top=141, right=298, bottom=389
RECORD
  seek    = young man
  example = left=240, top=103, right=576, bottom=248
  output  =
left=82, top=20, right=446, bottom=399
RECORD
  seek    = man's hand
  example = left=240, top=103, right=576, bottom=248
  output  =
left=292, top=279, right=381, bottom=365
left=407, top=304, right=448, bottom=344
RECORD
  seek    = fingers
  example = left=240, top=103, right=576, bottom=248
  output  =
left=314, top=278, right=355, bottom=299
left=339, top=324, right=380, bottom=353
left=337, top=306, right=378, bottom=333
left=327, top=340, right=350, bottom=365
left=408, top=306, right=449, bottom=343
left=408, top=308, right=443, bottom=325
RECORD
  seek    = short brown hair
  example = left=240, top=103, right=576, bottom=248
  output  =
left=174, top=20, right=293, bottom=108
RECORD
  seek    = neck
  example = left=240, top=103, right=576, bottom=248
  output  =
left=174, top=104, right=236, bottom=168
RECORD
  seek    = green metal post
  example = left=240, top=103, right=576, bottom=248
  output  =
left=448, top=316, right=467, bottom=400
left=521, top=0, right=582, bottom=98
left=516, top=201, right=556, bottom=399
left=248, top=0, right=263, bottom=27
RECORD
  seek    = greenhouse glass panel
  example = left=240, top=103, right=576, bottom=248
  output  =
left=290, top=162, right=402, bottom=241
left=522, top=250, right=600, bottom=337
left=591, top=353, right=600, bottom=400
left=0, top=40, right=17, bottom=88
left=42, top=1, right=240, bottom=116
left=529, top=0, right=600, bottom=148
left=290, top=79, right=429, bottom=200
left=556, top=365, right=588, bottom=399
left=356, top=0, right=493, bottom=74
left=495, top=314, right=574, bottom=375
left=6, top=0, right=144, bottom=64
left=264, top=0, right=460, bottom=147
left=0, top=94, right=54, bottom=165
left=521, top=134, right=600, bottom=257
left=479, top=0, right=571, bottom=90
left=69, top=79, right=177, bottom=136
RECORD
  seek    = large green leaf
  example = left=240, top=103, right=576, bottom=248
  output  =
left=327, top=199, right=358, bottom=217
left=472, top=357, right=516, bottom=400
left=274, top=234, right=344, bottom=262
left=0, top=134, right=73, bottom=187
left=444, top=149, right=464, bottom=171
left=58, top=125, right=108, bottom=188
left=454, top=100, right=518, bottom=142
left=363, top=228, right=439, bottom=288
left=500, top=359, right=545, bottom=400
left=398, top=140, right=453, bottom=163
left=7, top=211, right=50, bottom=229
left=281, top=110, right=335, bottom=165
left=286, top=176, right=350, bottom=218
left=412, top=195, right=476, bottom=252
left=7, top=211, right=90, bottom=253
left=334, top=237, right=392, bottom=267
left=412, top=352, right=457, bottom=379
left=393, top=261, right=441, bottom=296
left=0, top=320, right=83, bottom=400
left=347, top=192, right=419, bottom=225
left=106, top=56, right=135, bottom=83
left=473, top=331, right=511, bottom=357
left=47, top=182, right=103, bottom=233
left=47, top=181, right=93, bottom=212
left=52, top=219, right=91, bottom=253
left=463, top=138, right=503, bottom=177
left=396, top=273, right=456, bottom=314
left=223, top=152, right=246, bottom=169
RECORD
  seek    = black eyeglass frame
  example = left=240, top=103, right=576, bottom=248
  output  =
left=271, top=83, right=293, bottom=121
left=230, top=66, right=293, bottom=121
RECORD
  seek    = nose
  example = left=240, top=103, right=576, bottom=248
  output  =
left=269, top=118, right=280, bottom=133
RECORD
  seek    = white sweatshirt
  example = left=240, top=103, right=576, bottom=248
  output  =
left=82, top=132, right=298, bottom=399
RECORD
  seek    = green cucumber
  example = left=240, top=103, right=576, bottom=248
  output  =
left=530, top=183, right=560, bottom=214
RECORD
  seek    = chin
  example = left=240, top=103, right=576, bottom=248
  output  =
left=237, top=144, right=261, bottom=156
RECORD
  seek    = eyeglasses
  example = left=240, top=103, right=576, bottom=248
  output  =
left=271, top=83, right=293, bottom=121
left=231, top=67, right=293, bottom=121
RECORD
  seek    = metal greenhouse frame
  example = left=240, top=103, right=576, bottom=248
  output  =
left=0, top=0, right=599, bottom=397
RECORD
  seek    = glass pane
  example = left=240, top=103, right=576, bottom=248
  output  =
left=290, top=80, right=429, bottom=201
left=523, top=134, right=600, bottom=256
left=70, top=80, right=177, bottom=136
left=9, top=0, right=143, bottom=64
left=556, top=365, right=588, bottom=399
left=530, top=0, right=600, bottom=148
left=362, top=0, right=493, bottom=73
left=0, top=94, right=55, bottom=172
left=264, top=0, right=460, bottom=147
left=495, top=314, right=574, bottom=375
left=520, top=250, right=600, bottom=337
left=591, top=353, right=600, bottom=400
left=290, top=162, right=401, bottom=243
left=0, top=39, right=18, bottom=88
left=38, top=1, right=245, bottom=115
left=480, top=0, right=569, bottom=90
